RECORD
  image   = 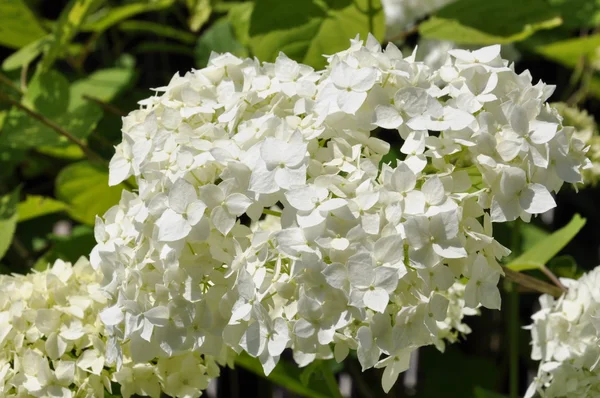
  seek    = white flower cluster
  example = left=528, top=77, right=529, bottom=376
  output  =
left=381, top=0, right=455, bottom=39
left=0, top=258, right=221, bottom=398
left=526, top=267, right=600, bottom=398
left=94, top=36, right=588, bottom=392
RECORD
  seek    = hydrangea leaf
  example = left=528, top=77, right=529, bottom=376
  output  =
left=195, top=19, right=247, bottom=68
left=81, top=0, right=175, bottom=33
left=38, top=0, right=102, bottom=74
left=17, top=195, right=69, bottom=223
left=2, top=35, right=50, bottom=71
left=533, top=34, right=600, bottom=68
left=547, top=0, right=600, bottom=29
left=69, top=67, right=136, bottom=110
left=0, top=188, right=20, bottom=261
left=507, top=214, right=586, bottom=272
left=55, top=161, right=126, bottom=225
left=419, top=0, right=562, bottom=45
left=248, top=0, right=385, bottom=69
left=0, top=69, right=104, bottom=149
left=0, top=0, right=46, bottom=49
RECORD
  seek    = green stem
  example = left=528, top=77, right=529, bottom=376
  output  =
left=320, top=361, right=343, bottom=398
left=263, top=209, right=282, bottom=217
left=0, top=92, right=105, bottom=165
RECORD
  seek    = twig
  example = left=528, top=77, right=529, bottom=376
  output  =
left=0, top=72, right=23, bottom=95
left=20, top=62, right=28, bottom=92
left=0, top=92, right=105, bottom=165
left=83, top=95, right=126, bottom=116
left=502, top=266, right=565, bottom=298
left=540, top=265, right=567, bottom=292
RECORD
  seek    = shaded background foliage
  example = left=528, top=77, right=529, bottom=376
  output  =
left=1, top=0, right=600, bottom=397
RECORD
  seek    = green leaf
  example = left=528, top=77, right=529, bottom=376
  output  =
left=0, top=69, right=106, bottom=150
left=248, top=0, right=385, bottom=69
left=0, top=102, right=102, bottom=149
left=37, top=144, right=86, bottom=160
left=69, top=67, right=135, bottom=110
left=0, top=0, right=46, bottom=49
left=119, top=20, right=197, bottom=44
left=23, top=70, right=70, bottom=118
left=235, top=353, right=331, bottom=398
left=548, top=0, right=600, bottom=29
left=419, top=0, right=562, bottom=45
left=82, top=0, right=175, bottom=33
left=474, top=387, right=509, bottom=398
left=533, top=34, right=600, bottom=68
left=547, top=255, right=583, bottom=279
left=38, top=0, right=104, bottom=74
left=0, top=188, right=20, bottom=261
left=55, top=161, right=126, bottom=225
left=186, top=0, right=211, bottom=32
left=507, top=214, right=586, bottom=272
left=228, top=2, right=253, bottom=45
left=2, top=35, right=51, bottom=71
left=195, top=19, right=247, bottom=68
left=17, top=196, right=69, bottom=223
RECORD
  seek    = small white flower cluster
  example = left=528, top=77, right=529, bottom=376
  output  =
left=526, top=267, right=600, bottom=398
left=0, top=258, right=221, bottom=398
left=381, top=0, right=456, bottom=39
left=94, top=36, right=588, bottom=392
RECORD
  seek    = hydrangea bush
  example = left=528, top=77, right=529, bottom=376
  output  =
left=526, top=266, right=600, bottom=398
left=83, top=35, right=590, bottom=394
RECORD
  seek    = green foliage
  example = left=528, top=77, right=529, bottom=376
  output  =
left=38, top=0, right=103, bottom=74
left=507, top=214, right=586, bottom=272
left=533, top=34, right=600, bottom=68
left=474, top=387, right=509, bottom=398
left=248, top=0, right=385, bottom=69
left=235, top=353, right=332, bottom=398
left=69, top=66, right=135, bottom=108
left=0, top=70, right=103, bottom=149
left=2, top=36, right=50, bottom=71
left=17, top=196, right=69, bottom=222
left=0, top=0, right=46, bottom=49
left=185, top=0, right=212, bottom=32
left=119, top=20, right=197, bottom=44
left=82, top=0, right=175, bottom=33
left=33, top=224, right=95, bottom=271
left=547, top=0, right=600, bottom=29
left=55, top=161, right=126, bottom=225
left=195, top=19, right=247, bottom=67
left=419, top=0, right=562, bottom=45
left=0, top=188, right=20, bottom=261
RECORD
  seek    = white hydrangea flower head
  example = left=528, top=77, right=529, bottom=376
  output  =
left=0, top=258, right=221, bottom=398
left=526, top=266, right=600, bottom=398
left=94, top=35, right=588, bottom=393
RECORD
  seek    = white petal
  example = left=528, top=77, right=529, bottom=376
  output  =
left=212, top=206, right=236, bottom=235
left=374, top=105, right=403, bottom=129
left=519, top=184, right=556, bottom=214
left=363, top=288, right=389, bottom=313
left=156, top=209, right=191, bottom=241
left=169, top=179, right=198, bottom=214
left=226, top=193, right=253, bottom=216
